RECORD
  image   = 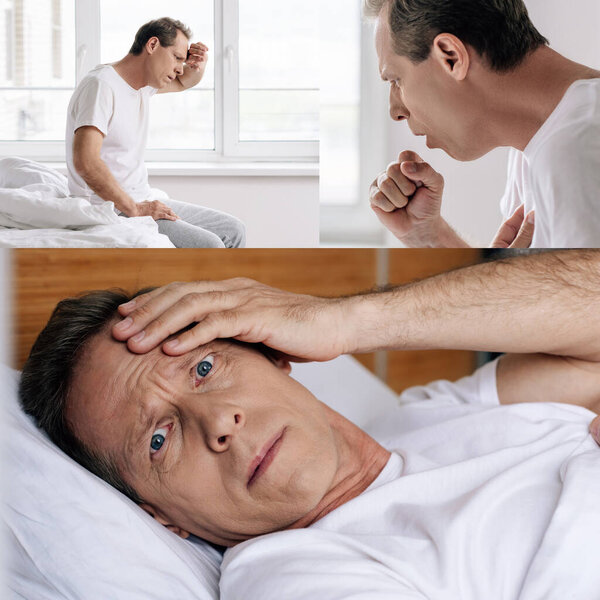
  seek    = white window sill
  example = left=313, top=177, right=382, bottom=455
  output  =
left=42, top=161, right=319, bottom=178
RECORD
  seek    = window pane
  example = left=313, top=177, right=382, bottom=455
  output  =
left=100, top=0, right=214, bottom=150
left=239, top=0, right=319, bottom=142
left=0, top=0, right=75, bottom=141
left=0, top=89, right=72, bottom=140
left=239, top=90, right=318, bottom=142
left=320, top=0, right=361, bottom=205
left=148, top=90, right=214, bottom=150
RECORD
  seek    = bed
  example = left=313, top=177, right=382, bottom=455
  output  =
left=0, top=158, right=174, bottom=248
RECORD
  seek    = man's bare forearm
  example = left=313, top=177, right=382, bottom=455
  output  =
left=347, top=250, right=600, bottom=360
left=177, top=64, right=203, bottom=90
left=77, top=159, right=137, bottom=216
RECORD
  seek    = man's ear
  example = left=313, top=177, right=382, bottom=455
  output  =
left=146, top=36, right=160, bottom=55
left=270, top=355, right=292, bottom=374
left=140, top=503, right=191, bottom=540
left=431, top=33, right=470, bottom=81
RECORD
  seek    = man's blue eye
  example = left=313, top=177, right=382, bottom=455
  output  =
left=196, top=356, right=214, bottom=378
left=150, top=427, right=168, bottom=454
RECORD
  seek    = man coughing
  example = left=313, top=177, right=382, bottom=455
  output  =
left=366, top=0, right=600, bottom=248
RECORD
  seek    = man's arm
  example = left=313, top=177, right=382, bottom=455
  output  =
left=370, top=151, right=534, bottom=248
left=497, top=353, right=600, bottom=414
left=112, top=250, right=600, bottom=433
left=72, top=126, right=177, bottom=221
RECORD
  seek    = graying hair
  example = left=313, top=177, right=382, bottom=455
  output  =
left=362, top=0, right=548, bottom=72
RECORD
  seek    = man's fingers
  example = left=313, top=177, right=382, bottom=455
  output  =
left=125, top=291, right=244, bottom=353
left=490, top=206, right=534, bottom=249
left=386, top=162, right=417, bottom=197
left=162, top=311, right=248, bottom=355
left=590, top=416, right=600, bottom=445
left=400, top=160, right=443, bottom=195
left=113, top=278, right=262, bottom=349
left=369, top=187, right=397, bottom=212
left=490, top=205, right=525, bottom=248
left=370, top=173, right=409, bottom=211
left=508, top=211, right=535, bottom=249
left=397, top=150, right=423, bottom=164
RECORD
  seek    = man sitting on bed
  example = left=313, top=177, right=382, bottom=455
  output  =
left=66, top=17, right=245, bottom=249
left=20, top=250, right=600, bottom=599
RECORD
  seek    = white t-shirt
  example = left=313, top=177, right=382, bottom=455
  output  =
left=500, top=78, right=600, bottom=248
left=66, top=64, right=157, bottom=203
left=220, top=361, right=600, bottom=600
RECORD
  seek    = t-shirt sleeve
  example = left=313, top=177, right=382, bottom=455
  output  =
left=220, top=531, right=427, bottom=600
left=530, top=124, right=600, bottom=247
left=398, top=358, right=499, bottom=408
left=69, top=77, right=114, bottom=136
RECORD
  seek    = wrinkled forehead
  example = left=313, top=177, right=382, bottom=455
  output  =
left=65, top=327, right=151, bottom=449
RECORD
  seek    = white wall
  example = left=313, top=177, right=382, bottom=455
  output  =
left=380, top=0, right=600, bottom=246
left=149, top=175, right=319, bottom=248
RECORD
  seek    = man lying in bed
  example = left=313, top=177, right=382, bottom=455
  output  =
left=20, top=250, right=600, bottom=599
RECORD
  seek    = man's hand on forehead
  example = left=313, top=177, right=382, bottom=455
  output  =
left=185, top=41, right=209, bottom=71
left=111, top=279, right=353, bottom=362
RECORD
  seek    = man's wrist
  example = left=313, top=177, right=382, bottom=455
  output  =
left=397, top=217, right=467, bottom=248
left=340, top=293, right=403, bottom=354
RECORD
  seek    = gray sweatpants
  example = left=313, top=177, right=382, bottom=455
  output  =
left=157, top=198, right=246, bottom=248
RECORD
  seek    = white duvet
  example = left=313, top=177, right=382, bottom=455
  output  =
left=0, top=158, right=174, bottom=248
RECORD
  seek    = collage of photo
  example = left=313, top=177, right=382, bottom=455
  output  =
left=2, top=1, right=600, bottom=599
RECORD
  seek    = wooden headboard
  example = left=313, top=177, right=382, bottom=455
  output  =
left=13, top=249, right=481, bottom=393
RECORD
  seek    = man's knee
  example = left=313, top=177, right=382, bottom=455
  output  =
left=225, top=216, right=246, bottom=248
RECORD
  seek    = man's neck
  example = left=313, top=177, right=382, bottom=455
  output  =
left=288, top=406, right=391, bottom=529
left=112, top=54, right=148, bottom=90
left=471, top=46, right=600, bottom=152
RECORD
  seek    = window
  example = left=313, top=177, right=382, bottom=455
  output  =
left=319, top=0, right=389, bottom=245
left=0, top=0, right=75, bottom=142
left=320, top=0, right=360, bottom=205
left=0, top=0, right=319, bottom=161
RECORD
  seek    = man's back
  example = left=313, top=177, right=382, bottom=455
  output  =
left=501, top=78, right=600, bottom=247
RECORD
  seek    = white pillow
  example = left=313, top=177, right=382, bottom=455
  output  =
left=5, top=356, right=399, bottom=599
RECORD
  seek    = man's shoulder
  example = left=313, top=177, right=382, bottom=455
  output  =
left=529, top=79, right=600, bottom=164
left=75, top=65, right=117, bottom=94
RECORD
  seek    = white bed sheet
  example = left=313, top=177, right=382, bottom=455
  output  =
left=0, top=158, right=174, bottom=248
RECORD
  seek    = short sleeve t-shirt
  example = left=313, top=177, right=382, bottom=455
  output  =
left=500, top=78, right=600, bottom=248
left=221, top=361, right=600, bottom=600
left=65, top=64, right=157, bottom=203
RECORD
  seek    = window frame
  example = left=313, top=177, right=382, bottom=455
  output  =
left=0, top=0, right=318, bottom=162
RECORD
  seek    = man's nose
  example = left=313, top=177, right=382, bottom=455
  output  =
left=389, top=89, right=408, bottom=122
left=175, top=63, right=184, bottom=76
left=197, top=401, right=245, bottom=453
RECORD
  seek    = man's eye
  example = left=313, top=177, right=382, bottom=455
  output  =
left=195, top=355, right=214, bottom=379
left=150, top=427, right=169, bottom=455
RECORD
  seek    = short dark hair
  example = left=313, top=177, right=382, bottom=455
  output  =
left=129, top=17, right=192, bottom=56
left=19, top=289, right=153, bottom=504
left=364, top=0, right=548, bottom=72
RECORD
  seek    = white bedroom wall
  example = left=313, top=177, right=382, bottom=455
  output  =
left=148, top=174, right=319, bottom=248
left=382, top=0, right=600, bottom=246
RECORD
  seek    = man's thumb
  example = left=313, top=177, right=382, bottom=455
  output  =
left=400, top=161, right=444, bottom=195
left=508, top=211, right=535, bottom=249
